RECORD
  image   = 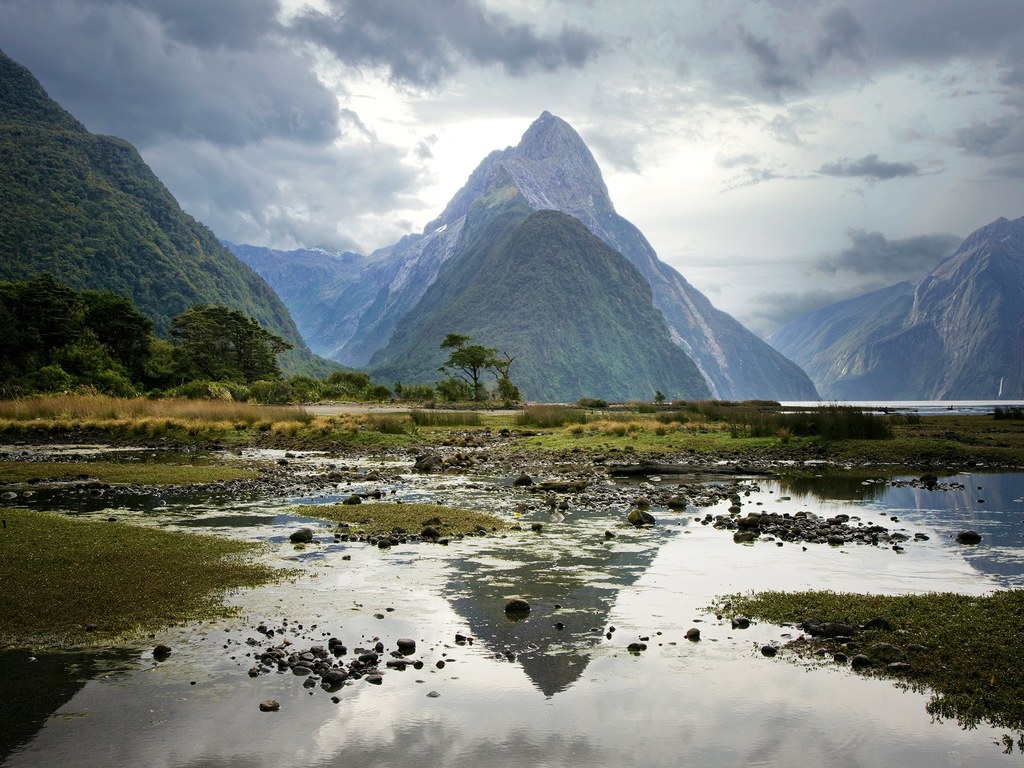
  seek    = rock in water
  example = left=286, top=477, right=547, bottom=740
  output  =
left=504, top=597, right=531, bottom=616
left=627, top=508, right=656, bottom=527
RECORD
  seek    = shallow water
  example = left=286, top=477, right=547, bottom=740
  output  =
left=3, top=458, right=1024, bottom=767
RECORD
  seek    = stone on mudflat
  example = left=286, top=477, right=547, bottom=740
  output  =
left=290, top=528, right=314, bottom=544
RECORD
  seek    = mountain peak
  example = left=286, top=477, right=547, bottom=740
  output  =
left=517, top=111, right=587, bottom=158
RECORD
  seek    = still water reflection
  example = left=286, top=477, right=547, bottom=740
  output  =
left=3, top=467, right=1024, bottom=767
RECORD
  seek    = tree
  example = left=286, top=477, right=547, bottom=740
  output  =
left=170, top=305, right=292, bottom=384
left=437, top=334, right=520, bottom=403
left=492, top=351, right=521, bottom=404
left=82, top=290, right=153, bottom=380
left=438, top=333, right=497, bottom=402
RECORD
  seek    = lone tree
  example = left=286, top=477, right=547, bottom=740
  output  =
left=437, top=333, right=520, bottom=403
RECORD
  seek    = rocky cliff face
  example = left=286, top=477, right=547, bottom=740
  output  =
left=771, top=216, right=1024, bottom=399
left=237, top=111, right=818, bottom=399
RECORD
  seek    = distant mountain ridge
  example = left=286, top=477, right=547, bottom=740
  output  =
left=0, top=49, right=329, bottom=375
left=771, top=215, right=1024, bottom=399
left=232, top=111, right=818, bottom=400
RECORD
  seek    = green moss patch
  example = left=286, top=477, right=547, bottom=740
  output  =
left=0, top=507, right=276, bottom=647
left=717, top=589, right=1024, bottom=739
left=0, top=460, right=256, bottom=486
left=292, top=502, right=507, bottom=537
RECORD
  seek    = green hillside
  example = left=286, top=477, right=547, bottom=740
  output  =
left=0, top=49, right=330, bottom=376
left=371, top=188, right=711, bottom=402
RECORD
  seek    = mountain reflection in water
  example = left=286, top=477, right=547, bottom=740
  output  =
left=3, top=465, right=1024, bottom=767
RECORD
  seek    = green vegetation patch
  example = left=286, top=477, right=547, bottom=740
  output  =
left=410, top=409, right=483, bottom=428
left=292, top=502, right=507, bottom=537
left=0, top=460, right=256, bottom=486
left=717, top=589, right=1024, bottom=738
left=0, top=508, right=276, bottom=647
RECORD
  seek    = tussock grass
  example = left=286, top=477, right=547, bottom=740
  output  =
left=0, top=395, right=310, bottom=426
left=0, top=508, right=276, bottom=647
left=292, top=502, right=506, bottom=537
left=516, top=405, right=588, bottom=428
left=409, top=409, right=482, bottom=427
left=0, top=461, right=256, bottom=485
left=717, top=589, right=1024, bottom=738
left=364, top=413, right=411, bottom=434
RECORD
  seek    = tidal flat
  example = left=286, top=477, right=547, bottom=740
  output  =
left=2, top=407, right=1024, bottom=766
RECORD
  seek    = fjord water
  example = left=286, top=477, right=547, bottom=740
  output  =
left=3, top=461, right=1024, bottom=768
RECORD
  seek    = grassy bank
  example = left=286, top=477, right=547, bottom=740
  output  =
left=0, top=460, right=257, bottom=485
left=0, top=395, right=1022, bottom=467
left=716, top=590, right=1024, bottom=744
left=0, top=508, right=277, bottom=647
left=292, top=502, right=508, bottom=538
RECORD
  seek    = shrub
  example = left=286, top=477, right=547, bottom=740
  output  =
left=248, top=379, right=293, bottom=404
left=397, top=384, right=436, bottom=402
left=29, top=365, right=75, bottom=393
left=168, top=381, right=234, bottom=401
left=436, top=378, right=472, bottom=403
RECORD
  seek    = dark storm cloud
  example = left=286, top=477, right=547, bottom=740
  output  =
left=817, top=229, right=960, bottom=276
left=728, top=2, right=1023, bottom=102
left=733, top=6, right=867, bottom=98
left=955, top=117, right=1024, bottom=158
left=130, top=0, right=281, bottom=49
left=291, top=0, right=604, bottom=87
left=818, top=154, right=920, bottom=180
left=0, top=0, right=340, bottom=148
left=147, top=137, right=424, bottom=252
left=814, top=6, right=866, bottom=66
left=863, top=0, right=1024, bottom=65
left=737, top=25, right=805, bottom=96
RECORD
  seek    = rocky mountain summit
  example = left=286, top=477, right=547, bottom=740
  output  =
left=232, top=111, right=818, bottom=401
left=771, top=215, right=1024, bottom=399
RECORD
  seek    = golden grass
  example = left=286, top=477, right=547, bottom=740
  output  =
left=0, top=508, right=277, bottom=647
left=0, top=394, right=310, bottom=425
left=292, top=502, right=507, bottom=537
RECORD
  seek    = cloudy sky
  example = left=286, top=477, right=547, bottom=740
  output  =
left=2, top=0, right=1022, bottom=336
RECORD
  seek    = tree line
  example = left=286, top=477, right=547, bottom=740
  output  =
left=0, top=274, right=292, bottom=398
left=0, top=276, right=521, bottom=405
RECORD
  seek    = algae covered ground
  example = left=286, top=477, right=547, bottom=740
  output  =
left=0, top=507, right=277, bottom=648
left=292, top=502, right=508, bottom=538
left=717, top=590, right=1024, bottom=746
